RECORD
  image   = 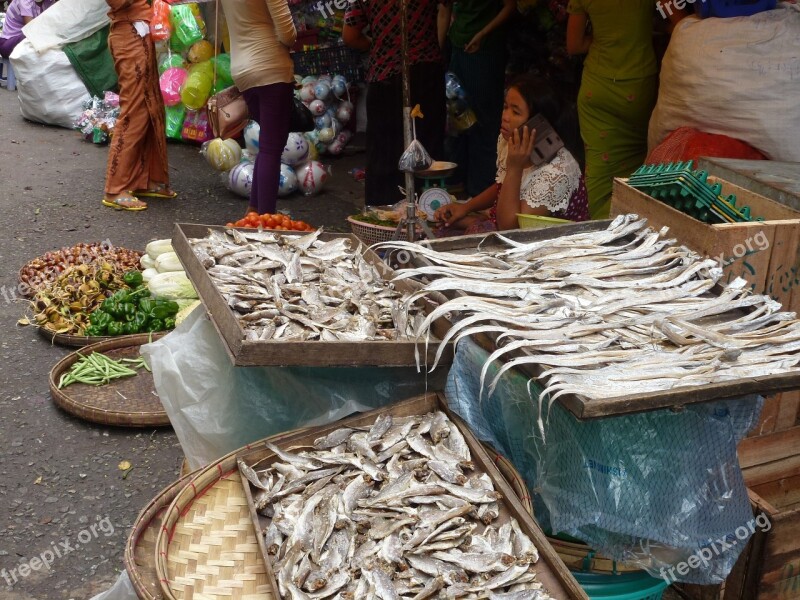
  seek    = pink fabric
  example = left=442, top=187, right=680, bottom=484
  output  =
left=646, top=127, right=767, bottom=165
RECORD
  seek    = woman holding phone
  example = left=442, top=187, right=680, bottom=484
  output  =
left=434, top=74, right=588, bottom=234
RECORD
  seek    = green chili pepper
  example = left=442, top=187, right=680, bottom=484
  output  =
left=150, top=300, right=180, bottom=320
left=139, top=297, right=156, bottom=313
left=147, top=318, right=164, bottom=332
left=164, top=317, right=176, bottom=330
left=84, top=325, right=106, bottom=337
left=120, top=302, right=137, bottom=321
left=122, top=322, right=139, bottom=335
left=107, top=321, right=126, bottom=336
left=123, top=270, right=144, bottom=287
left=133, top=311, right=149, bottom=332
left=89, top=311, right=113, bottom=330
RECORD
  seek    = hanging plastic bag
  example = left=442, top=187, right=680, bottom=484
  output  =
left=398, top=104, right=433, bottom=172
left=158, top=51, right=186, bottom=75
left=160, top=67, right=188, bottom=106
left=150, top=0, right=172, bottom=41
left=169, top=4, right=203, bottom=52
left=182, top=107, right=212, bottom=144
left=165, top=103, right=187, bottom=140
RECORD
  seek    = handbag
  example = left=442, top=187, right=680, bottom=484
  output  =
left=208, top=85, right=248, bottom=139
left=289, top=96, right=314, bottom=133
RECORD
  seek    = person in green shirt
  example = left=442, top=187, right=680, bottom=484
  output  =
left=440, top=0, right=516, bottom=198
left=566, top=0, right=687, bottom=219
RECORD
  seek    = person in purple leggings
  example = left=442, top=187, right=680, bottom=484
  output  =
left=1, top=0, right=55, bottom=58
left=218, top=0, right=296, bottom=215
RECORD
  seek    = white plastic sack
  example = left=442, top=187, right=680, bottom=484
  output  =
left=141, top=308, right=447, bottom=470
left=22, top=0, right=110, bottom=53
left=88, top=571, right=137, bottom=600
left=11, top=39, right=90, bottom=128
left=649, top=7, right=800, bottom=162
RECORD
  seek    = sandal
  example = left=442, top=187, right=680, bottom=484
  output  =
left=133, top=184, right=177, bottom=199
left=102, top=194, right=148, bottom=211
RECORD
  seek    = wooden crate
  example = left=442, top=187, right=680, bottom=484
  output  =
left=610, top=177, right=800, bottom=437
left=415, top=221, right=800, bottom=419
left=610, top=177, right=800, bottom=313
left=172, top=223, right=453, bottom=367
left=236, top=393, right=589, bottom=600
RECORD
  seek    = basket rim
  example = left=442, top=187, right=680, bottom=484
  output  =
left=154, top=427, right=311, bottom=600
left=124, top=471, right=194, bottom=600
left=347, top=215, right=399, bottom=232
left=48, top=333, right=169, bottom=427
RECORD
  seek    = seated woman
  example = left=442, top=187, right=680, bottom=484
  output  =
left=434, top=74, right=588, bottom=234
left=0, top=0, right=55, bottom=58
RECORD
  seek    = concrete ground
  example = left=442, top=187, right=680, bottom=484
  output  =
left=0, top=87, right=366, bottom=600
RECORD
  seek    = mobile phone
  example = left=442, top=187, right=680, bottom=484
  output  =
left=517, top=113, right=564, bottom=167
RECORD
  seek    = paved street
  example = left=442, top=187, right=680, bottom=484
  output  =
left=0, top=88, right=365, bottom=599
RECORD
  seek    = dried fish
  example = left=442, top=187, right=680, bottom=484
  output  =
left=238, top=412, right=549, bottom=600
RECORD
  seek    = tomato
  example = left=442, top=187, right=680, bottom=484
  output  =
left=264, top=217, right=276, bottom=229
left=246, top=216, right=259, bottom=227
left=259, top=214, right=270, bottom=227
left=225, top=222, right=234, bottom=228
left=294, top=221, right=308, bottom=230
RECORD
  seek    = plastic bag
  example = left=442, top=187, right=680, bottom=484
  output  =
left=149, top=0, right=172, bottom=41
left=182, top=107, right=212, bottom=144
left=11, top=39, right=91, bottom=129
left=398, top=105, right=433, bottom=172
left=165, top=103, right=186, bottom=140
left=140, top=309, right=448, bottom=469
left=169, top=4, right=202, bottom=52
left=443, top=337, right=763, bottom=585
left=88, top=571, right=137, bottom=600
left=158, top=51, right=186, bottom=75
left=159, top=67, right=188, bottom=106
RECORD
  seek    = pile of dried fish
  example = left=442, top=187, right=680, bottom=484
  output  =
left=375, top=214, right=800, bottom=406
left=189, top=228, right=424, bottom=341
left=238, top=412, right=553, bottom=600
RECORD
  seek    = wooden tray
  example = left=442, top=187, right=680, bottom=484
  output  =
left=236, top=393, right=587, bottom=600
left=172, top=223, right=453, bottom=367
left=49, top=334, right=169, bottom=427
left=413, top=222, right=800, bottom=419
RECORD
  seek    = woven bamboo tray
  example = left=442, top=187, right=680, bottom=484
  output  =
left=37, top=325, right=114, bottom=347
left=48, top=334, right=169, bottom=427
left=155, top=427, right=311, bottom=600
left=125, top=473, right=194, bottom=600
left=483, top=443, right=534, bottom=516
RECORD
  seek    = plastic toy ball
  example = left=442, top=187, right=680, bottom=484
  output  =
left=327, top=140, right=344, bottom=156
left=243, top=120, right=260, bottom=154
left=318, top=127, right=335, bottom=143
left=281, top=132, right=310, bottom=166
left=299, top=84, right=316, bottom=102
left=315, top=114, right=332, bottom=129
left=227, top=162, right=254, bottom=198
left=309, top=99, right=327, bottom=116
left=278, top=163, right=298, bottom=197
left=336, top=105, right=352, bottom=124
left=332, top=79, right=347, bottom=99
left=313, top=81, right=331, bottom=102
left=295, top=161, right=330, bottom=196
left=301, top=76, right=317, bottom=85
left=204, top=138, right=239, bottom=171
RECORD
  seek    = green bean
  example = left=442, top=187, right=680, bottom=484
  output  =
left=58, top=350, right=152, bottom=389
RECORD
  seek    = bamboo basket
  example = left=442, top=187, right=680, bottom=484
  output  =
left=48, top=333, right=168, bottom=427
left=154, top=428, right=310, bottom=600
